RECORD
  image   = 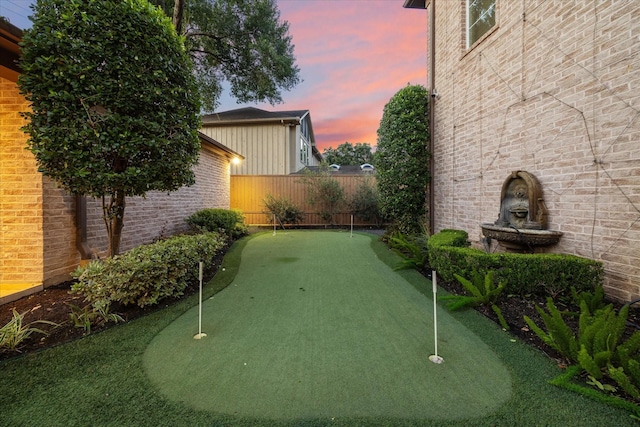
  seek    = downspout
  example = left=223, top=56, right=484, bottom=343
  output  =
left=428, top=0, right=436, bottom=234
left=75, top=194, right=94, bottom=260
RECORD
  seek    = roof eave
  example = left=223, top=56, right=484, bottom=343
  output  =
left=403, top=0, right=427, bottom=9
left=198, top=132, right=245, bottom=160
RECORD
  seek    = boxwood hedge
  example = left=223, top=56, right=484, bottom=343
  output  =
left=428, top=229, right=603, bottom=297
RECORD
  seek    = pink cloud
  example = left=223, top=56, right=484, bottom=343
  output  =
left=219, top=0, right=427, bottom=152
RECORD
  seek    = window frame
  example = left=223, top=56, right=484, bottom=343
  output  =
left=466, top=0, right=497, bottom=50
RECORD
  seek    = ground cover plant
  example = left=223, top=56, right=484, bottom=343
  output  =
left=1, top=231, right=637, bottom=425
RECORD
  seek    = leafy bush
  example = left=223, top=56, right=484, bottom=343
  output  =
left=187, top=208, right=247, bottom=238
left=263, top=193, right=304, bottom=225
left=441, top=271, right=509, bottom=330
left=299, top=168, right=345, bottom=225
left=525, top=294, right=640, bottom=399
left=428, top=229, right=603, bottom=298
left=0, top=309, right=57, bottom=351
left=348, top=177, right=383, bottom=225
left=71, top=232, right=227, bottom=309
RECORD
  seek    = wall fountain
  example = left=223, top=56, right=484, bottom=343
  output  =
left=481, top=171, right=562, bottom=253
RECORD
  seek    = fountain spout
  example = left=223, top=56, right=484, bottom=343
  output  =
left=482, top=171, right=562, bottom=253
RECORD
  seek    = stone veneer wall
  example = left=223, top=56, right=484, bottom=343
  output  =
left=0, top=77, right=44, bottom=286
left=430, top=1, right=640, bottom=301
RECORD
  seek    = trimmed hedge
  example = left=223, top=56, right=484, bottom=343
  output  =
left=71, top=232, right=227, bottom=308
left=428, top=229, right=603, bottom=297
left=186, top=208, right=248, bottom=238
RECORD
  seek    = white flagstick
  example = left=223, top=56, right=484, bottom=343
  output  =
left=429, top=270, right=444, bottom=364
left=273, top=214, right=276, bottom=236
left=194, top=261, right=207, bottom=339
left=350, top=214, right=353, bottom=238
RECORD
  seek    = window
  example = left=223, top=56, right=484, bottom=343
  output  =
left=467, top=0, right=495, bottom=48
left=300, top=138, right=309, bottom=165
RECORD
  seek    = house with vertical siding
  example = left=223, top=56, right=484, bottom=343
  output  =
left=201, top=107, right=323, bottom=175
left=0, top=21, right=242, bottom=304
left=403, top=1, right=640, bottom=302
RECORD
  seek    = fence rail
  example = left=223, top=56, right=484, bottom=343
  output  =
left=230, top=174, right=379, bottom=226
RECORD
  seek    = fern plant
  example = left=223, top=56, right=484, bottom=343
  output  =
left=525, top=295, right=640, bottom=399
left=388, top=232, right=429, bottom=271
left=440, top=271, right=509, bottom=330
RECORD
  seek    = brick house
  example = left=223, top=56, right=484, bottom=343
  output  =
left=403, top=1, right=640, bottom=301
left=0, top=21, right=242, bottom=304
left=201, top=107, right=323, bottom=175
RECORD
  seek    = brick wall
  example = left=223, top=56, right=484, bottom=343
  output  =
left=84, top=144, right=231, bottom=257
left=42, top=178, right=78, bottom=285
left=431, top=1, right=640, bottom=301
left=0, top=78, right=44, bottom=286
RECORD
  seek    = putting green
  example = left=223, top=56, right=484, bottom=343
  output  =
left=143, top=231, right=512, bottom=421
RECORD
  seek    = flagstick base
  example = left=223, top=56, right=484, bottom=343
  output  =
left=429, top=355, right=444, bottom=364
left=193, top=333, right=207, bottom=340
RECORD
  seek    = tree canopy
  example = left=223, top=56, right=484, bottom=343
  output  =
left=19, top=0, right=202, bottom=256
left=322, top=142, right=374, bottom=166
left=152, top=0, right=301, bottom=111
left=375, top=84, right=430, bottom=235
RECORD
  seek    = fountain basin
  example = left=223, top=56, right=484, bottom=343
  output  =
left=481, top=223, right=563, bottom=252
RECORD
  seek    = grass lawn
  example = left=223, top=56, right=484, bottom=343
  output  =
left=0, top=231, right=637, bottom=426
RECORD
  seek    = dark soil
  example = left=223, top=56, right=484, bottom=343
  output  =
left=2, top=235, right=640, bottom=406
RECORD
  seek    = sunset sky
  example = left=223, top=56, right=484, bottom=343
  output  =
left=2, top=0, right=427, bottom=151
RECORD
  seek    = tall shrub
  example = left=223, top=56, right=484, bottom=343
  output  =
left=299, top=168, right=345, bottom=225
left=349, top=176, right=382, bottom=225
left=375, top=84, right=430, bottom=235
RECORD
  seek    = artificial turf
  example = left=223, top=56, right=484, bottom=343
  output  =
left=0, top=231, right=637, bottom=426
left=143, top=231, right=511, bottom=420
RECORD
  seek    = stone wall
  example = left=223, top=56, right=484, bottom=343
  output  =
left=431, top=1, right=640, bottom=301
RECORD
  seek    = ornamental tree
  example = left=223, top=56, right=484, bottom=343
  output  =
left=19, top=0, right=202, bottom=257
left=375, top=84, right=430, bottom=235
left=152, top=0, right=301, bottom=111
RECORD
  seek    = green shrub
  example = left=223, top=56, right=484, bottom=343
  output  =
left=348, top=177, right=382, bottom=225
left=187, top=208, right=247, bottom=238
left=298, top=168, right=345, bottom=225
left=263, top=193, right=304, bottom=225
left=427, top=229, right=603, bottom=298
left=71, top=232, right=227, bottom=309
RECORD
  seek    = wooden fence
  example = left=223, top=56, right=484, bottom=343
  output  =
left=230, top=174, right=380, bottom=226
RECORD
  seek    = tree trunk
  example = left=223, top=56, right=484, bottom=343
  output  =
left=102, top=190, right=126, bottom=257
left=173, top=0, right=185, bottom=34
